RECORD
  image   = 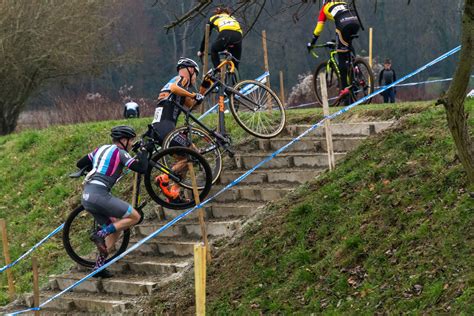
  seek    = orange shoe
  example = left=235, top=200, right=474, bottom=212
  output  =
left=155, top=174, right=180, bottom=200
left=338, top=88, right=350, bottom=98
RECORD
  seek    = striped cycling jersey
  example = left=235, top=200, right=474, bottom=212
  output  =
left=313, top=1, right=358, bottom=36
left=87, top=144, right=135, bottom=189
left=209, top=13, right=242, bottom=33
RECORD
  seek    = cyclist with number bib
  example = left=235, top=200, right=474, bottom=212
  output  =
left=150, top=58, right=204, bottom=202
left=197, top=6, right=243, bottom=70
left=76, top=126, right=148, bottom=278
left=307, top=0, right=360, bottom=102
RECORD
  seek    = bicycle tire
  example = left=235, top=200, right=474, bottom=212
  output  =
left=144, top=146, right=213, bottom=210
left=62, top=205, right=130, bottom=268
left=229, top=79, right=286, bottom=139
left=162, top=126, right=223, bottom=186
left=349, top=57, right=374, bottom=105
left=313, top=61, right=341, bottom=107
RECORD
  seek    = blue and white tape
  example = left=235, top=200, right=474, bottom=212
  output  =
left=0, top=224, right=64, bottom=273
left=6, top=45, right=461, bottom=315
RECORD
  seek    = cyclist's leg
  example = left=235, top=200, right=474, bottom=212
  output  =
left=227, top=32, right=243, bottom=69
left=335, top=29, right=352, bottom=89
left=211, top=32, right=231, bottom=68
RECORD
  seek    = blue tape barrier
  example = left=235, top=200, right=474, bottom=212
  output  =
left=6, top=45, right=461, bottom=315
left=0, top=224, right=64, bottom=273
left=198, top=71, right=270, bottom=120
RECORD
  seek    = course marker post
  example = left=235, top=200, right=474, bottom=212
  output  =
left=32, top=257, right=40, bottom=316
left=187, top=163, right=211, bottom=262
left=200, top=24, right=211, bottom=114
left=369, top=27, right=373, bottom=68
left=279, top=71, right=285, bottom=106
left=262, top=30, right=273, bottom=111
left=319, top=72, right=336, bottom=170
left=194, top=243, right=207, bottom=316
left=0, top=219, right=15, bottom=301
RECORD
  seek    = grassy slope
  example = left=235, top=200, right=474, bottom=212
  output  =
left=153, top=100, right=474, bottom=314
left=0, top=101, right=464, bottom=307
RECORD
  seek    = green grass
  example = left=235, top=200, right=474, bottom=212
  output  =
left=151, top=100, right=473, bottom=314
left=0, top=100, right=463, bottom=307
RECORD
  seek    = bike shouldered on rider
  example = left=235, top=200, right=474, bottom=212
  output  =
left=307, top=0, right=361, bottom=104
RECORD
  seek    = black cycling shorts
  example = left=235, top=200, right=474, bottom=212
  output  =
left=81, top=183, right=133, bottom=225
left=152, top=121, right=191, bottom=147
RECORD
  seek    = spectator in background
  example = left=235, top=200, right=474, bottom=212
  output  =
left=379, top=59, right=397, bottom=103
left=124, top=99, right=140, bottom=118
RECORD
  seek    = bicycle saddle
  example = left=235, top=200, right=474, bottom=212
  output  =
left=69, top=167, right=89, bottom=178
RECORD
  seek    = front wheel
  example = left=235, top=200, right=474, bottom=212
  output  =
left=349, top=58, right=374, bottom=104
left=313, top=61, right=342, bottom=107
left=229, top=80, right=286, bottom=139
left=62, top=205, right=130, bottom=268
left=162, top=126, right=223, bottom=186
left=144, top=147, right=213, bottom=210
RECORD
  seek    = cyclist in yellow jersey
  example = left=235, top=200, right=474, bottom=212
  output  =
left=307, top=0, right=360, bottom=99
left=198, top=6, right=243, bottom=69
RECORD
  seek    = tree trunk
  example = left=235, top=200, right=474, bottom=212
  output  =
left=440, top=0, right=474, bottom=184
left=0, top=103, right=22, bottom=135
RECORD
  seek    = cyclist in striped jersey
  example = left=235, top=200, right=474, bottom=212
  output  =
left=76, top=125, right=148, bottom=277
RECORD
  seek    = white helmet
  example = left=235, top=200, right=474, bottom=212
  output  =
left=177, top=57, right=200, bottom=74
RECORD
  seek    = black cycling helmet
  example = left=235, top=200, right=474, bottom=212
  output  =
left=110, top=125, right=136, bottom=140
left=177, top=57, right=200, bottom=74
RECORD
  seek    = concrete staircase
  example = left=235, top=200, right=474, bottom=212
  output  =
left=7, top=121, right=394, bottom=314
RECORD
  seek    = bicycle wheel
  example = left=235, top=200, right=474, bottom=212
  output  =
left=229, top=80, right=286, bottom=139
left=144, top=146, right=213, bottom=210
left=313, top=61, right=341, bottom=107
left=62, top=205, right=130, bottom=268
left=349, top=57, right=375, bottom=105
left=162, top=126, right=223, bottom=185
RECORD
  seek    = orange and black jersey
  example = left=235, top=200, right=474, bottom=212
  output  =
left=313, top=1, right=359, bottom=36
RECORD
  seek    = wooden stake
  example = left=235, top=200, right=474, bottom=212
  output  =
left=369, top=27, right=373, bottom=68
left=262, top=30, right=272, bottom=110
left=318, top=72, right=336, bottom=170
left=194, top=244, right=207, bottom=316
left=187, top=163, right=211, bottom=262
left=200, top=24, right=211, bottom=114
left=279, top=71, right=285, bottom=106
left=32, top=257, right=40, bottom=316
left=0, top=219, right=15, bottom=301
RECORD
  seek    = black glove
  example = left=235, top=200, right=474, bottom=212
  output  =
left=306, top=35, right=318, bottom=52
left=135, top=149, right=148, bottom=162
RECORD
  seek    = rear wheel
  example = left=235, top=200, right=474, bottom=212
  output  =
left=144, top=147, right=213, bottom=210
left=162, top=126, right=223, bottom=185
left=62, top=205, right=130, bottom=268
left=229, top=80, right=286, bottom=139
left=313, top=61, right=341, bottom=107
left=349, top=58, right=374, bottom=104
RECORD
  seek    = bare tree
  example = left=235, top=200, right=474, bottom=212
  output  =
left=0, top=1, right=129, bottom=135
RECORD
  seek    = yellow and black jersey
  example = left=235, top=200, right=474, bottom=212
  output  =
left=313, top=1, right=359, bottom=36
left=208, top=13, right=242, bottom=33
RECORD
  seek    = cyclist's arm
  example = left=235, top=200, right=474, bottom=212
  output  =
left=199, top=19, right=217, bottom=52
left=169, top=83, right=196, bottom=99
left=313, top=6, right=327, bottom=37
left=121, top=150, right=148, bottom=174
left=76, top=148, right=97, bottom=171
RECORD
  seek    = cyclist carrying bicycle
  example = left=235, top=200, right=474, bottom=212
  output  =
left=307, top=0, right=360, bottom=102
left=150, top=58, right=204, bottom=202
left=197, top=6, right=243, bottom=69
left=76, top=125, right=148, bottom=278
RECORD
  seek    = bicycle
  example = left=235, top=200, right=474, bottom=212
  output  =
left=309, top=40, right=374, bottom=107
left=162, top=51, right=286, bottom=184
left=63, top=129, right=213, bottom=268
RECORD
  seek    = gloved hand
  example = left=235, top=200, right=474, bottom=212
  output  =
left=194, top=93, right=205, bottom=104
left=306, top=35, right=318, bottom=52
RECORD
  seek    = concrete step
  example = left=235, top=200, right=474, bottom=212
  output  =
left=74, top=255, right=191, bottom=276
left=258, top=136, right=365, bottom=153
left=134, top=219, right=241, bottom=238
left=129, top=237, right=199, bottom=257
left=162, top=202, right=260, bottom=220
left=285, top=121, right=395, bottom=137
left=50, top=272, right=165, bottom=296
left=233, top=152, right=346, bottom=170
left=210, top=185, right=293, bottom=203
left=218, top=169, right=324, bottom=185
left=24, top=291, right=136, bottom=314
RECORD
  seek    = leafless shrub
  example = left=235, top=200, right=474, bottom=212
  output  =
left=287, top=72, right=317, bottom=107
